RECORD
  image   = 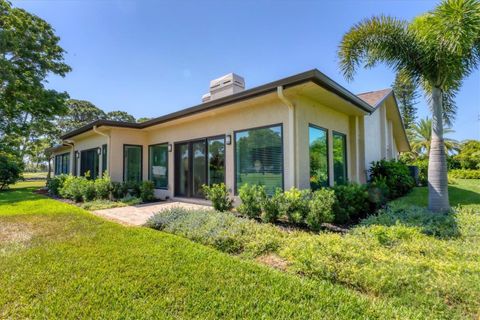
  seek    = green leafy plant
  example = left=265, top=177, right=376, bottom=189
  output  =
left=367, top=176, right=390, bottom=211
left=261, top=188, right=283, bottom=223
left=0, top=152, right=23, bottom=190
left=140, top=181, right=155, bottom=202
left=81, top=180, right=96, bottom=202
left=120, top=195, right=142, bottom=205
left=46, top=174, right=68, bottom=196
left=281, top=187, right=311, bottom=224
left=202, top=183, right=233, bottom=212
left=237, top=183, right=266, bottom=219
left=59, top=175, right=85, bottom=202
left=448, top=169, right=480, bottom=179
left=111, top=182, right=128, bottom=200
left=369, top=160, right=415, bottom=199
left=94, top=174, right=112, bottom=199
left=332, top=183, right=370, bottom=224
left=306, top=188, right=335, bottom=231
left=126, top=181, right=141, bottom=198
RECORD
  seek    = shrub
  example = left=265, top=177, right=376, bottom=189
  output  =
left=94, top=174, right=112, bottom=199
left=145, top=207, right=284, bottom=256
left=81, top=179, right=96, bottom=202
left=261, top=188, right=283, bottom=223
left=281, top=187, right=311, bottom=224
left=237, top=184, right=266, bottom=219
left=140, top=180, right=155, bottom=201
left=306, top=189, right=335, bottom=231
left=46, top=174, right=68, bottom=196
left=369, top=159, right=415, bottom=199
left=332, top=183, right=370, bottom=224
left=202, top=183, right=233, bottom=212
left=411, top=158, right=428, bottom=186
left=0, top=152, right=23, bottom=190
left=59, top=175, right=86, bottom=202
left=120, top=194, right=142, bottom=205
left=448, top=169, right=480, bottom=179
left=111, top=182, right=128, bottom=199
left=367, top=176, right=389, bottom=211
left=126, top=181, right=141, bottom=197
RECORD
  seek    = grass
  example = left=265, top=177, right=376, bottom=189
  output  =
left=0, top=181, right=430, bottom=319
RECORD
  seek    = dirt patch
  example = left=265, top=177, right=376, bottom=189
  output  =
left=0, top=222, right=33, bottom=244
left=256, top=254, right=289, bottom=271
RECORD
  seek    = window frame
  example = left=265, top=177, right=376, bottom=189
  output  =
left=123, top=144, right=143, bottom=183
left=54, top=152, right=70, bottom=175
left=233, top=123, right=284, bottom=195
left=148, top=142, right=169, bottom=190
left=80, top=147, right=100, bottom=179
left=102, top=144, right=107, bottom=176
left=308, top=123, right=330, bottom=189
left=332, top=130, right=348, bottom=185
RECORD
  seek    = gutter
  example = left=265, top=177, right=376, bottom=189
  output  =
left=64, top=139, right=75, bottom=176
left=93, top=125, right=110, bottom=175
left=277, top=86, right=296, bottom=188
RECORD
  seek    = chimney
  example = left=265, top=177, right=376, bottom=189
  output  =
left=202, top=73, right=245, bottom=102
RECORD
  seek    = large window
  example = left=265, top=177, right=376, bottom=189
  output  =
left=235, top=124, right=283, bottom=195
left=80, top=148, right=99, bottom=179
left=149, top=144, right=168, bottom=189
left=124, top=145, right=142, bottom=183
left=208, top=137, right=225, bottom=186
left=333, top=132, right=347, bottom=185
left=309, top=125, right=329, bottom=190
left=54, top=152, right=70, bottom=175
left=102, top=144, right=107, bottom=175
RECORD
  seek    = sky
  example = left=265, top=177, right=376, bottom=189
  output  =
left=12, top=0, right=480, bottom=141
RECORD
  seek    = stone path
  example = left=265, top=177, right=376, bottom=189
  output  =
left=92, top=201, right=211, bottom=226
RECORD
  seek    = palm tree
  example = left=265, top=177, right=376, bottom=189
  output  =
left=338, top=0, right=480, bottom=212
left=410, top=117, right=459, bottom=156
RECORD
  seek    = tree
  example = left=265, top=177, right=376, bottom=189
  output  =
left=338, top=0, right=480, bottom=212
left=106, top=110, right=136, bottom=123
left=454, top=140, right=480, bottom=169
left=0, top=152, right=23, bottom=190
left=0, top=0, right=70, bottom=156
left=392, top=72, right=419, bottom=130
left=410, top=117, right=459, bottom=156
left=58, top=99, right=106, bottom=133
left=137, top=117, right=152, bottom=123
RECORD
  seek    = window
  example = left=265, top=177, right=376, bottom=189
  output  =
left=80, top=148, right=99, bottom=179
left=124, top=145, right=142, bottom=182
left=102, top=144, right=107, bottom=175
left=333, top=132, right=347, bottom=185
left=208, top=137, right=225, bottom=186
left=54, top=152, right=70, bottom=175
left=149, top=144, right=168, bottom=189
left=235, top=124, right=283, bottom=195
left=309, top=125, right=329, bottom=189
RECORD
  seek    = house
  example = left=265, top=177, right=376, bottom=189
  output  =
left=46, top=69, right=410, bottom=200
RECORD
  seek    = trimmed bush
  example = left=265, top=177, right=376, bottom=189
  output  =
left=140, top=180, right=155, bottom=201
left=369, top=159, right=415, bottom=199
left=46, top=174, right=68, bottom=196
left=332, top=183, right=370, bottom=224
left=238, top=183, right=266, bottom=219
left=59, top=175, right=86, bottom=202
left=306, top=189, right=335, bottom=231
left=448, top=169, right=480, bottom=179
left=81, top=180, right=96, bottom=202
left=111, top=182, right=128, bottom=199
left=94, top=174, right=112, bottom=199
left=261, top=188, right=283, bottom=223
left=0, top=152, right=23, bottom=190
left=145, top=207, right=284, bottom=256
left=367, top=176, right=389, bottom=211
left=202, top=183, right=233, bottom=212
left=126, top=181, right=141, bottom=198
left=281, top=187, right=311, bottom=224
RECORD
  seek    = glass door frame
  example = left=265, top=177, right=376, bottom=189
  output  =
left=174, top=135, right=226, bottom=198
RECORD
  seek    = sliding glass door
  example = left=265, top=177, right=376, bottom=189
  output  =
left=80, top=149, right=99, bottom=179
left=174, top=136, right=225, bottom=198
left=124, top=145, right=142, bottom=183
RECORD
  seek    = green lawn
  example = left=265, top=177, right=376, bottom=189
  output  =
left=1, top=180, right=479, bottom=319
left=0, top=181, right=422, bottom=319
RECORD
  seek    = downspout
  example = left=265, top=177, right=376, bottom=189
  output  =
left=93, top=125, right=111, bottom=176
left=64, top=139, right=75, bottom=175
left=277, top=86, right=296, bottom=189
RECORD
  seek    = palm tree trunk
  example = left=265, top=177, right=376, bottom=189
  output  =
left=428, top=87, right=450, bottom=212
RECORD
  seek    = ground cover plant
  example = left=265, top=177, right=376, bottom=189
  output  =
left=0, top=181, right=432, bottom=319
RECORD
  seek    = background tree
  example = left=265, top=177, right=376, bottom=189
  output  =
left=410, top=117, right=459, bottom=156
left=58, top=99, right=106, bottom=133
left=454, top=140, right=480, bottom=169
left=0, top=0, right=71, bottom=161
left=137, top=117, right=152, bottom=123
left=338, top=0, right=480, bottom=212
left=106, top=110, right=136, bottom=122
left=392, top=71, right=419, bottom=130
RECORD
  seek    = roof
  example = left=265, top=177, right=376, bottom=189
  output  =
left=61, top=69, right=374, bottom=139
left=357, top=88, right=392, bottom=108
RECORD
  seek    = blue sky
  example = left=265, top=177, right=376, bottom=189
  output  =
left=13, top=0, right=480, bottom=141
